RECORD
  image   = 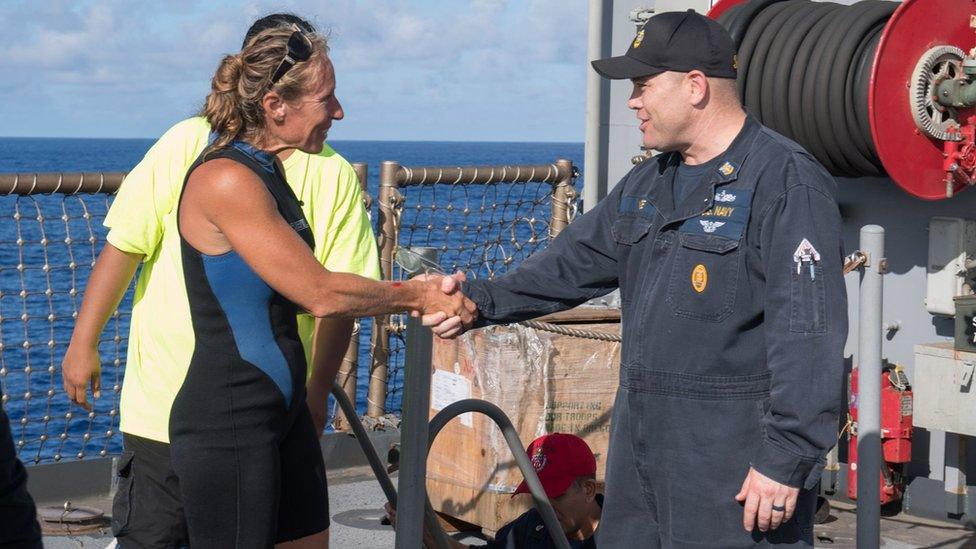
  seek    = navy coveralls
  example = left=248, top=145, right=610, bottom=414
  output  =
left=462, top=117, right=847, bottom=547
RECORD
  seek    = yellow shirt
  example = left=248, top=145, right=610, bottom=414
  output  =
left=105, top=117, right=380, bottom=443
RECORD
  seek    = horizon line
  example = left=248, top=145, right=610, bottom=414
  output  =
left=0, top=136, right=584, bottom=145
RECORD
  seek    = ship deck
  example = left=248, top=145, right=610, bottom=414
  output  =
left=36, top=465, right=976, bottom=548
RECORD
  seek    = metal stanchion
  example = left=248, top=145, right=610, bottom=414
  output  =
left=394, top=316, right=435, bottom=549
left=368, top=161, right=400, bottom=418
left=856, top=225, right=884, bottom=548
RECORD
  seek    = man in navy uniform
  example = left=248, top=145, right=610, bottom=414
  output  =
left=428, top=10, right=846, bottom=547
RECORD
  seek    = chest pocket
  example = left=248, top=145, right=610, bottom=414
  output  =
left=612, top=196, right=657, bottom=245
left=666, top=233, right=742, bottom=322
left=612, top=214, right=654, bottom=245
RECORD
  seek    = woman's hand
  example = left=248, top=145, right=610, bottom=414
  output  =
left=413, top=273, right=477, bottom=335
left=62, top=343, right=102, bottom=411
left=418, top=272, right=473, bottom=338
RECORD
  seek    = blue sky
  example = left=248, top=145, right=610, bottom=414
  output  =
left=0, top=0, right=587, bottom=142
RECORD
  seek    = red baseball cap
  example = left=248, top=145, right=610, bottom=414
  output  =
left=513, top=433, right=597, bottom=499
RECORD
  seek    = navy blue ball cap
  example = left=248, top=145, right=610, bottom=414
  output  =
left=592, top=10, right=737, bottom=80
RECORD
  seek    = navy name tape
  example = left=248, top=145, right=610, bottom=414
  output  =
left=620, top=196, right=657, bottom=217
left=679, top=188, right=753, bottom=240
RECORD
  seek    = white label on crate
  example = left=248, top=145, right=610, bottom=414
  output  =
left=431, top=369, right=473, bottom=427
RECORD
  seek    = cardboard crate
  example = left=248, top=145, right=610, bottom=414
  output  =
left=427, top=309, right=620, bottom=534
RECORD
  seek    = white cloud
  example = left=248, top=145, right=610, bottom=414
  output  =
left=0, top=0, right=587, bottom=141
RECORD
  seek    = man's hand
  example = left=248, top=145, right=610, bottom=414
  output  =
left=62, top=343, right=101, bottom=412
left=735, top=467, right=799, bottom=532
left=414, top=271, right=477, bottom=338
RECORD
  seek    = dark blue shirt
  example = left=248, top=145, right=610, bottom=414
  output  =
left=673, top=156, right=723, bottom=211
left=483, top=494, right=602, bottom=549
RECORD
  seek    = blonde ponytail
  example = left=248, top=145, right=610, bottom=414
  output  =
left=202, top=54, right=246, bottom=152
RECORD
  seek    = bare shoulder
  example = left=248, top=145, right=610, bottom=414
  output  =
left=186, top=158, right=274, bottom=210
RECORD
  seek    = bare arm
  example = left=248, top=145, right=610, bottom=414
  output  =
left=180, top=160, right=475, bottom=322
left=306, top=317, right=354, bottom=435
left=62, top=244, right=143, bottom=410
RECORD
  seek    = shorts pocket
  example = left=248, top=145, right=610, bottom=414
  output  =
left=666, top=232, right=742, bottom=322
left=111, top=451, right=135, bottom=536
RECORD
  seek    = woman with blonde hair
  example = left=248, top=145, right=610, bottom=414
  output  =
left=64, top=14, right=388, bottom=548
left=167, top=25, right=473, bottom=547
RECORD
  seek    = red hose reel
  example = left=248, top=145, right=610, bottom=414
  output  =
left=709, top=0, right=976, bottom=200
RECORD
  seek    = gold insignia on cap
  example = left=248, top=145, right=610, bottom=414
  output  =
left=732, top=54, right=738, bottom=70
left=692, top=264, right=708, bottom=293
left=633, top=29, right=645, bottom=49
left=719, top=162, right=735, bottom=177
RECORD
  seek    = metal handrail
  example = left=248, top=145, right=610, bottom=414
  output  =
left=330, top=386, right=398, bottom=504
left=0, top=173, right=126, bottom=195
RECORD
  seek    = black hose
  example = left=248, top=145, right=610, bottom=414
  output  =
left=741, top=1, right=801, bottom=113
left=719, top=0, right=899, bottom=177
left=726, top=0, right=787, bottom=49
left=796, top=5, right=845, bottom=173
left=766, top=1, right=834, bottom=138
left=834, top=3, right=892, bottom=171
left=853, top=28, right=883, bottom=157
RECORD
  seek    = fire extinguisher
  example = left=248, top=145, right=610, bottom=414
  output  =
left=847, top=365, right=913, bottom=504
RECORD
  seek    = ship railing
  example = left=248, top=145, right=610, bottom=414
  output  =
left=0, top=159, right=578, bottom=466
left=363, top=159, right=578, bottom=424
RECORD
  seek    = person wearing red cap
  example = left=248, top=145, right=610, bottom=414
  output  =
left=499, top=433, right=602, bottom=548
left=386, top=433, right=602, bottom=548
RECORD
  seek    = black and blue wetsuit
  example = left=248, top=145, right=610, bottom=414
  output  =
left=170, top=142, right=328, bottom=548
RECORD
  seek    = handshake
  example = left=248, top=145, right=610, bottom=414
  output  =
left=411, top=272, right=477, bottom=339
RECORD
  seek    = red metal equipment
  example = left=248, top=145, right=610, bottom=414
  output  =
left=847, top=367, right=913, bottom=504
left=708, top=0, right=976, bottom=200
left=871, top=0, right=976, bottom=199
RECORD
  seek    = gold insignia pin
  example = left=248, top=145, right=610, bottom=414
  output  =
left=732, top=54, right=739, bottom=70
left=638, top=199, right=648, bottom=210
left=692, top=264, right=708, bottom=293
left=632, top=29, right=645, bottom=49
left=719, top=162, right=735, bottom=177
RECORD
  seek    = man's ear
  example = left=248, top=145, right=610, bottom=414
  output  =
left=263, top=91, right=286, bottom=124
left=687, top=70, right=709, bottom=107
left=582, top=478, right=598, bottom=500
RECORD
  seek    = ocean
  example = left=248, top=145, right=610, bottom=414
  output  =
left=0, top=137, right=584, bottom=463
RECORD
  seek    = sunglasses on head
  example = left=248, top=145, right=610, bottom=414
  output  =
left=268, top=29, right=313, bottom=88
